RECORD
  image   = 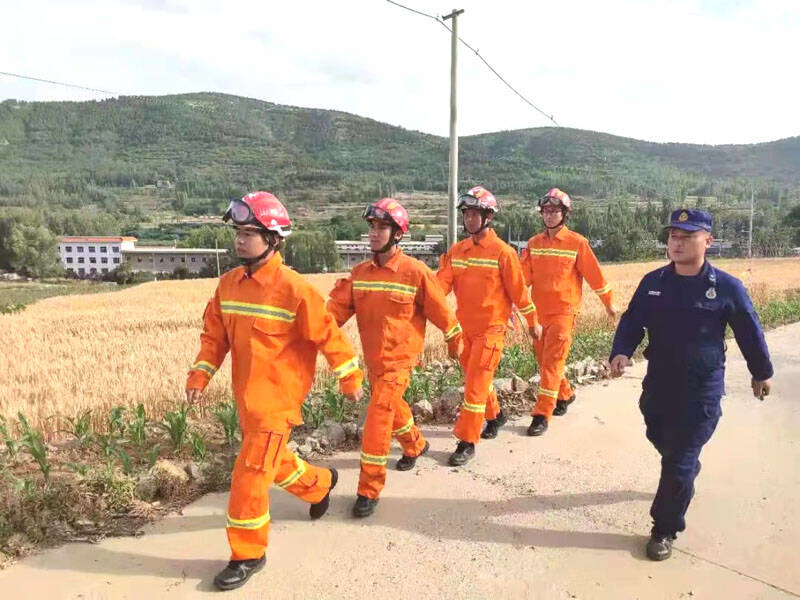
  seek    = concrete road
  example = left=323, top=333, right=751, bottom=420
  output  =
left=1, top=323, right=798, bottom=599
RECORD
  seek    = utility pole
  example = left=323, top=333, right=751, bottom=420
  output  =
left=748, top=187, right=754, bottom=259
left=443, top=8, right=464, bottom=249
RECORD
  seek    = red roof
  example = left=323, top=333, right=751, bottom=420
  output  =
left=59, top=236, right=137, bottom=243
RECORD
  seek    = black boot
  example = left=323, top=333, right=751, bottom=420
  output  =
left=481, top=410, right=508, bottom=439
left=352, top=494, right=379, bottom=518
left=527, top=415, right=548, bottom=436
left=448, top=440, right=475, bottom=466
left=309, top=467, right=337, bottom=520
left=213, top=555, right=266, bottom=591
left=646, top=528, right=676, bottom=561
left=397, top=440, right=430, bottom=471
left=552, top=394, right=576, bottom=416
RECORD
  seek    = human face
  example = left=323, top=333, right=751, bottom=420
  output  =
left=234, top=226, right=270, bottom=259
left=367, top=219, right=396, bottom=252
left=667, top=228, right=711, bottom=265
left=540, top=205, right=564, bottom=229
left=463, top=208, right=489, bottom=235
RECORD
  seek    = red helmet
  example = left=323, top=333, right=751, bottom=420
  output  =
left=223, top=191, right=292, bottom=237
left=363, top=197, right=409, bottom=233
left=539, top=187, right=572, bottom=212
left=458, top=186, right=498, bottom=213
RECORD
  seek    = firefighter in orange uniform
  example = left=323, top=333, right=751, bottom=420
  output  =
left=437, top=186, right=542, bottom=466
left=185, top=192, right=364, bottom=591
left=520, top=188, right=617, bottom=437
left=327, top=198, right=464, bottom=517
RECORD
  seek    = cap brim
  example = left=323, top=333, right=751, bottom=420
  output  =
left=664, top=223, right=709, bottom=232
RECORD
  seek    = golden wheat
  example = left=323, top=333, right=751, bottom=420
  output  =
left=1, top=257, right=797, bottom=437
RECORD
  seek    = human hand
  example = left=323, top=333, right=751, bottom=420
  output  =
left=345, top=388, right=364, bottom=403
left=751, top=378, right=771, bottom=401
left=609, top=354, right=631, bottom=378
left=186, top=388, right=204, bottom=405
left=448, top=337, right=464, bottom=359
left=605, top=304, right=618, bottom=321
left=529, top=323, right=543, bottom=341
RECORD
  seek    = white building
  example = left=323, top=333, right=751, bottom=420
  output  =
left=58, top=236, right=227, bottom=277
left=58, top=236, right=136, bottom=277
left=335, top=235, right=443, bottom=269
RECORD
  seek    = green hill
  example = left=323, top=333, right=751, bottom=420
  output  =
left=0, top=92, right=798, bottom=221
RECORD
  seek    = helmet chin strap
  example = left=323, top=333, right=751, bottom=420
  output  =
left=239, top=231, right=277, bottom=266
left=373, top=229, right=401, bottom=258
left=463, top=211, right=491, bottom=236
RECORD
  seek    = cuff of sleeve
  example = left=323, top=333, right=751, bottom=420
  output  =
left=339, top=370, right=363, bottom=395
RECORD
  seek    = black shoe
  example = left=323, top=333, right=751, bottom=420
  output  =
left=646, top=528, right=676, bottom=561
left=448, top=441, right=475, bottom=466
left=352, top=494, right=379, bottom=518
left=481, top=410, right=508, bottom=439
left=309, top=468, right=337, bottom=520
left=397, top=440, right=430, bottom=471
left=552, top=394, right=576, bottom=416
left=527, top=415, right=548, bottom=436
left=213, top=555, right=266, bottom=591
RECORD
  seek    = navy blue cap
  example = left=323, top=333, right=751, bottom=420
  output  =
left=665, top=209, right=713, bottom=232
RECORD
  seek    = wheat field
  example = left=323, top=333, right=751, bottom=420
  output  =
left=1, top=257, right=797, bottom=437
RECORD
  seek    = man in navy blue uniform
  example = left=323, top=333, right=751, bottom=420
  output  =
left=609, top=209, right=773, bottom=561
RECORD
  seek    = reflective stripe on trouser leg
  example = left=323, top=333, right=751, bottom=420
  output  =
left=226, top=431, right=283, bottom=561
left=532, top=315, right=574, bottom=419
left=454, top=332, right=504, bottom=444
left=273, top=449, right=332, bottom=504
left=358, top=372, right=415, bottom=498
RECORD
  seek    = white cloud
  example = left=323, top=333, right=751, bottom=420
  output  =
left=0, top=0, right=796, bottom=144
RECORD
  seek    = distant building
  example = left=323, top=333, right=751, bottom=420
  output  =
left=58, top=236, right=227, bottom=277
left=335, top=235, right=443, bottom=269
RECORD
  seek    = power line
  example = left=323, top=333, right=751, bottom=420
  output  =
left=0, top=71, right=117, bottom=96
left=384, top=0, right=559, bottom=126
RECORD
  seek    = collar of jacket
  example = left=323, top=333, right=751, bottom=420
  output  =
left=551, top=225, right=569, bottom=242
left=370, top=248, right=403, bottom=272
left=666, top=259, right=711, bottom=280
left=235, top=252, right=283, bottom=286
left=473, top=227, right=498, bottom=248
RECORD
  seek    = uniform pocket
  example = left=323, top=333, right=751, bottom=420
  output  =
left=243, top=431, right=285, bottom=472
left=479, top=338, right=503, bottom=371
left=388, top=294, right=415, bottom=318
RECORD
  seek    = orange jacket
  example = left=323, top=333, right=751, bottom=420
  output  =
left=436, top=228, right=539, bottom=337
left=520, top=226, right=613, bottom=316
left=186, top=253, right=363, bottom=432
left=327, top=249, right=462, bottom=375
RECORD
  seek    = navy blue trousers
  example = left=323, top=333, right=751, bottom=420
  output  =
left=639, top=389, right=721, bottom=535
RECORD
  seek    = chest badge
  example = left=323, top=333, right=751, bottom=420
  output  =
left=705, top=287, right=717, bottom=299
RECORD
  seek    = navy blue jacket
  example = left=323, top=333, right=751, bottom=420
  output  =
left=610, top=261, right=773, bottom=398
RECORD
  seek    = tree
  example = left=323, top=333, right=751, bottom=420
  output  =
left=7, top=224, right=63, bottom=278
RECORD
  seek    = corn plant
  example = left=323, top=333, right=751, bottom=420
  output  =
left=114, top=447, right=134, bottom=476
left=94, top=432, right=118, bottom=460
left=126, top=403, right=148, bottom=447
left=404, top=367, right=433, bottom=405
left=322, top=379, right=346, bottom=422
left=65, top=409, right=94, bottom=448
left=159, top=405, right=191, bottom=451
left=301, top=398, right=326, bottom=429
left=188, top=431, right=208, bottom=461
left=146, top=444, right=162, bottom=469
left=17, top=412, right=51, bottom=480
left=211, top=401, right=240, bottom=447
left=108, top=406, right=126, bottom=437
left=0, top=415, right=19, bottom=459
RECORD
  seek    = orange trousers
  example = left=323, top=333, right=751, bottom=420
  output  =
left=227, top=428, right=332, bottom=560
left=453, top=327, right=504, bottom=444
left=532, top=314, right=575, bottom=419
left=359, top=370, right=427, bottom=499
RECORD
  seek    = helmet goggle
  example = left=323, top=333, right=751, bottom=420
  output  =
left=538, top=196, right=565, bottom=209
left=363, top=205, right=393, bottom=225
left=457, top=194, right=486, bottom=211
left=223, top=199, right=260, bottom=227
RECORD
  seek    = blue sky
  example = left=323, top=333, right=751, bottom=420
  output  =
left=1, top=0, right=797, bottom=145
